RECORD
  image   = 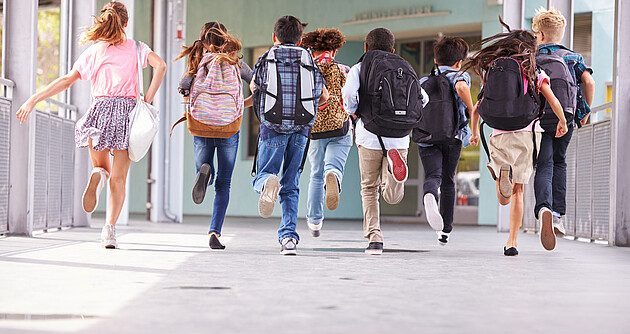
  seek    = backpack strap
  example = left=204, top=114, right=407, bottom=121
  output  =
left=480, top=121, right=491, bottom=162
left=298, top=136, right=311, bottom=174
left=376, top=135, right=387, bottom=157
left=251, top=133, right=260, bottom=177
left=531, top=120, right=539, bottom=168
left=169, top=115, right=187, bottom=137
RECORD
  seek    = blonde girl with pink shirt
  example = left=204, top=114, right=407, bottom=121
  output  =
left=16, top=1, right=166, bottom=248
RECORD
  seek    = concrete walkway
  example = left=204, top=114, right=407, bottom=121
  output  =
left=1, top=216, right=629, bottom=334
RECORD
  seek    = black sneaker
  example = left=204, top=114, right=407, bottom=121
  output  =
left=504, top=246, right=518, bottom=256
left=209, top=233, right=225, bottom=250
left=193, top=163, right=212, bottom=204
left=437, top=231, right=450, bottom=246
left=365, top=242, right=383, bottom=255
left=281, top=237, right=297, bottom=255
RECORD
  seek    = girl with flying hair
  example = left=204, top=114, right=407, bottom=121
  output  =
left=17, top=1, right=167, bottom=249
left=175, top=22, right=252, bottom=249
left=464, top=18, right=567, bottom=256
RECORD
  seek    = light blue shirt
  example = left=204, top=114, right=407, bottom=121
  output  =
left=342, top=62, right=429, bottom=151
left=418, top=65, right=472, bottom=148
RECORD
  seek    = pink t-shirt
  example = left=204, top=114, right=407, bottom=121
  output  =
left=491, top=70, right=549, bottom=137
left=72, top=39, right=152, bottom=98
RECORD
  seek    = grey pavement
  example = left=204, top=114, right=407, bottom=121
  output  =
left=1, top=216, right=629, bottom=334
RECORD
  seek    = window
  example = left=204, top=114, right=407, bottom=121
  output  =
left=573, top=13, right=592, bottom=66
left=36, top=0, right=62, bottom=112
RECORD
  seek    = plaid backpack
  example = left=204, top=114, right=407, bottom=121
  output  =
left=252, top=45, right=324, bottom=134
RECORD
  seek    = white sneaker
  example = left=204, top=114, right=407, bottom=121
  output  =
left=82, top=168, right=109, bottom=213
left=424, top=193, right=444, bottom=231
left=307, top=221, right=323, bottom=237
left=101, top=224, right=117, bottom=249
left=280, top=237, right=297, bottom=255
left=553, top=215, right=566, bottom=235
left=258, top=175, right=281, bottom=218
left=437, top=231, right=450, bottom=246
left=538, top=207, right=556, bottom=251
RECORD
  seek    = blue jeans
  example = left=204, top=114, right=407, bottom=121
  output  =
left=252, top=133, right=308, bottom=243
left=306, top=131, right=353, bottom=224
left=534, top=125, right=574, bottom=218
left=418, top=139, right=462, bottom=233
left=193, top=132, right=239, bottom=235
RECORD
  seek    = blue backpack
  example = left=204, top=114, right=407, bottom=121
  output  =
left=252, top=45, right=324, bottom=134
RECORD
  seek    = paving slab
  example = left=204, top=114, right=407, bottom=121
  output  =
left=1, top=216, right=629, bottom=334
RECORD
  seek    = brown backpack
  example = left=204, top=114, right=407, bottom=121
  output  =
left=310, top=62, right=349, bottom=139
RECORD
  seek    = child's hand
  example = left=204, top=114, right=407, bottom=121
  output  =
left=555, top=120, right=568, bottom=138
left=469, top=133, right=479, bottom=146
left=580, top=114, right=590, bottom=125
left=16, top=100, right=36, bottom=124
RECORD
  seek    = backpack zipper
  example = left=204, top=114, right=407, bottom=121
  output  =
left=383, top=77, right=395, bottom=108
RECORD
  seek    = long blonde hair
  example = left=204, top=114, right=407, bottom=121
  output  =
left=174, top=22, right=242, bottom=75
left=80, top=1, right=128, bottom=46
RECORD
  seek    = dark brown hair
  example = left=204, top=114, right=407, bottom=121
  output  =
left=462, top=17, right=537, bottom=86
left=365, top=28, right=395, bottom=52
left=174, top=22, right=242, bottom=75
left=274, top=16, right=307, bottom=44
left=434, top=36, right=469, bottom=66
left=301, top=28, right=346, bottom=51
left=80, top=1, right=128, bottom=46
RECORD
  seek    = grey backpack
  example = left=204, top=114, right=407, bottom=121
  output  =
left=536, top=47, right=578, bottom=131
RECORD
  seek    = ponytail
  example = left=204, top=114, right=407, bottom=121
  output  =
left=80, top=1, right=128, bottom=46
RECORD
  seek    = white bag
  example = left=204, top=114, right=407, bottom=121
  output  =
left=127, top=40, right=159, bottom=162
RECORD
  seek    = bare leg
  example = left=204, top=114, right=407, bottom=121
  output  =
left=106, top=150, right=131, bottom=226
left=88, top=140, right=112, bottom=176
left=506, top=184, right=524, bottom=248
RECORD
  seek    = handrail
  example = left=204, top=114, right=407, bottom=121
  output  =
left=0, top=78, right=16, bottom=87
left=590, top=102, right=612, bottom=114
left=44, top=98, right=78, bottom=112
left=0, top=77, right=15, bottom=101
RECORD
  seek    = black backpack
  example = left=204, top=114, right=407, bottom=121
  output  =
left=477, top=57, right=541, bottom=167
left=357, top=50, right=423, bottom=152
left=412, top=67, right=466, bottom=144
left=477, top=57, right=540, bottom=131
left=536, top=47, right=577, bottom=131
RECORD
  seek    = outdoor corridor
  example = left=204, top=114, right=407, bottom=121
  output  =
left=1, top=217, right=629, bottom=334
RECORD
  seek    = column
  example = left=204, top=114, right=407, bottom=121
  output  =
left=611, top=0, right=630, bottom=246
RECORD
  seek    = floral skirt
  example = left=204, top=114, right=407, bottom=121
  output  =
left=75, top=96, right=136, bottom=151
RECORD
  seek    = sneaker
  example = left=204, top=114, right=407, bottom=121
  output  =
left=307, top=221, right=323, bottom=237
left=387, top=149, right=408, bottom=183
left=437, top=231, right=450, bottom=246
left=553, top=216, right=566, bottom=235
left=365, top=242, right=383, bottom=255
left=280, top=237, right=297, bottom=255
left=498, top=164, right=513, bottom=198
left=82, top=168, right=109, bottom=213
left=209, top=233, right=225, bottom=250
left=100, top=224, right=117, bottom=249
left=192, top=163, right=212, bottom=204
left=325, top=173, right=340, bottom=210
left=258, top=175, right=280, bottom=218
left=423, top=193, right=444, bottom=231
left=538, top=207, right=556, bottom=251
left=504, top=246, right=518, bottom=256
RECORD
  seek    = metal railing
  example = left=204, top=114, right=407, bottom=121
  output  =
left=32, top=98, right=78, bottom=231
left=523, top=103, right=613, bottom=242
left=0, top=78, right=15, bottom=234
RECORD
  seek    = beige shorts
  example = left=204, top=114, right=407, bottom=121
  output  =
left=486, top=131, right=541, bottom=184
